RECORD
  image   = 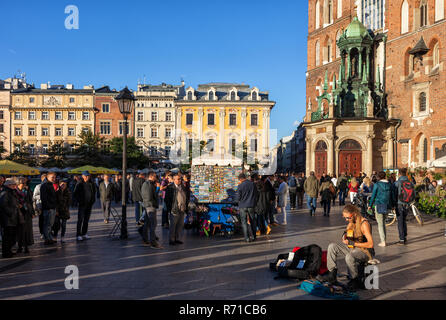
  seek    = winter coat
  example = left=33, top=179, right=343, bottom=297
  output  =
left=319, top=181, right=334, bottom=202
left=141, top=180, right=159, bottom=209
left=304, top=175, right=319, bottom=198
left=74, top=180, right=96, bottom=208
left=99, top=181, right=115, bottom=203
left=165, top=183, right=187, bottom=214
left=0, top=187, right=20, bottom=227
left=235, top=179, right=258, bottom=209
left=277, top=182, right=289, bottom=208
left=131, top=177, right=145, bottom=202
left=40, top=180, right=58, bottom=210
left=255, top=181, right=270, bottom=216
left=57, top=187, right=71, bottom=220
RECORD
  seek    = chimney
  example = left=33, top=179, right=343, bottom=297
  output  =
left=66, top=83, right=74, bottom=90
left=41, top=83, right=48, bottom=90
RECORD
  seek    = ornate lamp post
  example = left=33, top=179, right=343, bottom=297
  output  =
left=115, top=87, right=135, bottom=239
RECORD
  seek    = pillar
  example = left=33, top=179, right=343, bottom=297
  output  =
left=367, top=134, right=375, bottom=175
left=219, top=109, right=225, bottom=159
left=387, top=135, right=395, bottom=169
left=305, top=137, right=312, bottom=177
left=358, top=47, right=363, bottom=79
left=347, top=50, right=351, bottom=78
left=198, top=108, right=203, bottom=143
left=327, top=134, right=334, bottom=175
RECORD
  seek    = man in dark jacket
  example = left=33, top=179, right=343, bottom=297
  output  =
left=139, top=172, right=161, bottom=248
left=132, top=172, right=146, bottom=225
left=40, top=172, right=58, bottom=245
left=235, top=173, right=258, bottom=243
left=0, top=178, right=20, bottom=258
left=99, top=174, right=114, bottom=224
left=74, top=171, right=96, bottom=241
left=393, top=168, right=415, bottom=245
left=165, top=174, right=187, bottom=246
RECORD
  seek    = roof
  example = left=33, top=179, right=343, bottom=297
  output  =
left=345, top=17, right=371, bottom=39
left=409, top=37, right=430, bottom=56
left=181, top=83, right=271, bottom=102
left=11, top=86, right=94, bottom=95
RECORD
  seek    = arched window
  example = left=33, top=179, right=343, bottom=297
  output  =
left=336, top=31, right=341, bottom=58
left=401, top=0, right=409, bottom=34
left=433, top=42, right=440, bottom=66
left=187, top=91, right=193, bottom=100
left=423, top=138, right=428, bottom=163
left=324, top=0, right=333, bottom=25
left=316, top=40, right=320, bottom=66
left=420, top=0, right=428, bottom=27
left=337, top=0, right=342, bottom=18
left=231, top=91, right=236, bottom=100
left=435, top=0, right=445, bottom=21
left=419, top=92, right=427, bottom=112
left=327, top=39, right=332, bottom=63
left=316, top=140, right=328, bottom=151
left=340, top=139, right=362, bottom=150
left=209, top=91, right=214, bottom=101
left=316, top=0, right=320, bottom=29
left=252, top=91, right=257, bottom=101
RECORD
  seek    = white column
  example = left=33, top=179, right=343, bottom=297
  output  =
left=306, top=137, right=312, bottom=176
left=367, top=134, right=375, bottom=175
left=241, top=109, right=247, bottom=144
left=327, top=134, right=334, bottom=175
left=387, top=136, right=394, bottom=169
left=263, top=109, right=269, bottom=157
left=198, top=108, right=204, bottom=143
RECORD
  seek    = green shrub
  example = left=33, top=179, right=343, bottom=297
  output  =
left=417, top=192, right=446, bottom=219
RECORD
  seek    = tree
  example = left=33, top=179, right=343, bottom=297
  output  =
left=70, top=130, right=106, bottom=166
left=41, top=142, right=67, bottom=168
left=6, top=142, right=37, bottom=167
left=109, top=136, right=149, bottom=169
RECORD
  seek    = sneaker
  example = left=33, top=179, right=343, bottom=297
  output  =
left=104, top=219, right=109, bottom=224
left=77, top=236, right=83, bottom=241
left=142, top=241, right=151, bottom=246
left=266, top=225, right=272, bottom=235
left=378, top=242, right=386, bottom=247
left=40, top=234, right=44, bottom=240
left=151, top=241, right=163, bottom=249
left=83, top=235, right=90, bottom=240
left=397, top=240, right=406, bottom=245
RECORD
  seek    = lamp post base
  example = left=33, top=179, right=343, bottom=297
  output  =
left=120, top=203, right=128, bottom=239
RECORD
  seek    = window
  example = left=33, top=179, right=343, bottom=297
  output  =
left=42, top=144, right=48, bottom=154
left=337, top=0, right=342, bottom=18
left=151, top=112, right=158, bottom=121
left=137, top=111, right=144, bottom=121
left=137, top=127, right=144, bottom=138
left=55, top=128, right=62, bottom=136
left=186, top=113, right=193, bottom=125
left=102, top=104, right=110, bottom=113
left=68, top=128, right=75, bottom=136
left=55, top=111, right=62, bottom=120
left=82, top=112, right=89, bottom=120
left=29, top=97, right=35, bottom=103
left=15, top=127, right=21, bottom=136
left=316, top=0, right=320, bottom=29
left=187, top=91, right=193, bottom=100
left=166, top=112, right=172, bottom=121
left=69, top=144, right=75, bottom=153
left=231, top=91, right=236, bottom=100
left=0, top=111, right=3, bottom=119
left=119, top=123, right=129, bottom=135
left=165, top=128, right=172, bottom=138
left=251, top=114, right=258, bottom=126
left=14, top=112, right=22, bottom=120
left=324, top=0, right=333, bottom=25
left=0, top=124, right=3, bottom=133
left=419, top=92, right=427, bottom=112
left=68, top=111, right=76, bottom=120
left=252, top=91, right=257, bottom=101
left=150, top=146, right=157, bottom=156
left=151, top=127, right=158, bottom=138
left=209, top=91, right=214, bottom=101
left=208, top=113, right=215, bottom=126
left=102, top=141, right=110, bottom=153
left=69, top=97, right=75, bottom=103
left=29, top=144, right=35, bottom=155
left=207, top=139, right=215, bottom=153
left=361, top=0, right=384, bottom=31
left=229, top=114, right=237, bottom=126
left=401, top=0, right=409, bottom=34
left=29, top=111, right=36, bottom=120
left=251, top=139, right=258, bottom=152
left=42, top=127, right=49, bottom=136
left=316, top=40, right=320, bottom=66
left=100, top=121, right=111, bottom=135
left=165, top=146, right=171, bottom=157
left=433, top=43, right=440, bottom=67
left=29, top=127, right=35, bottom=136
left=436, top=0, right=445, bottom=21
left=420, top=0, right=428, bottom=27
left=82, top=127, right=90, bottom=134
left=42, top=111, right=49, bottom=120
left=230, top=139, right=237, bottom=156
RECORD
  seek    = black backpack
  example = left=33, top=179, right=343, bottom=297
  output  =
left=399, top=181, right=415, bottom=203
left=269, top=244, right=322, bottom=280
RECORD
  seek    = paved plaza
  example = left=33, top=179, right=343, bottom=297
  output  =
left=0, top=200, right=445, bottom=300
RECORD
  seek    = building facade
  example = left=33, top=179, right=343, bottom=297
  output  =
left=175, top=83, right=275, bottom=166
left=134, top=82, right=184, bottom=160
left=94, top=86, right=132, bottom=151
left=304, top=0, right=445, bottom=176
left=10, top=84, right=95, bottom=156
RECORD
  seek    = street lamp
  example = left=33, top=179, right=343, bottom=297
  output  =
left=115, top=87, right=135, bottom=240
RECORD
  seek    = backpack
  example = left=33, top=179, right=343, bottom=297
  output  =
left=269, top=244, right=322, bottom=280
left=298, top=280, right=359, bottom=300
left=399, top=181, right=415, bottom=203
left=288, top=177, right=297, bottom=188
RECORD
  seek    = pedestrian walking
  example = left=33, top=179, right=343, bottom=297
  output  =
left=394, top=168, right=416, bottom=245
left=255, top=176, right=272, bottom=235
left=53, top=180, right=71, bottom=243
left=348, top=177, right=359, bottom=203
left=99, top=174, right=115, bottom=224
left=235, top=173, right=258, bottom=243
left=160, top=172, right=172, bottom=229
left=288, top=173, right=297, bottom=210
left=40, top=172, right=58, bottom=245
left=140, top=172, right=162, bottom=249
left=296, top=172, right=305, bottom=208
left=304, top=171, right=319, bottom=216
left=0, top=178, right=20, bottom=258
left=132, top=172, right=146, bottom=225
left=73, top=171, right=96, bottom=241
left=368, top=171, right=393, bottom=247
left=338, top=172, right=348, bottom=205
left=16, top=177, right=35, bottom=253
left=277, top=176, right=289, bottom=225
left=319, top=176, right=335, bottom=217
left=331, top=174, right=338, bottom=206
left=165, top=174, right=188, bottom=246
left=32, top=174, right=46, bottom=239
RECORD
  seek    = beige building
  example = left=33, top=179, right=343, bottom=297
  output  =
left=175, top=83, right=275, bottom=166
left=134, top=82, right=185, bottom=160
left=10, top=84, right=95, bottom=156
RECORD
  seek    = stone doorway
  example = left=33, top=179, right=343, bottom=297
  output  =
left=339, top=139, right=362, bottom=176
left=315, top=140, right=327, bottom=178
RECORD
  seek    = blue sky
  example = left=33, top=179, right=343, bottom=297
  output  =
left=0, top=0, right=308, bottom=143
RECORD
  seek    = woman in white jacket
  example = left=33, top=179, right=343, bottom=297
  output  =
left=277, top=176, right=289, bottom=225
left=32, top=174, right=46, bottom=238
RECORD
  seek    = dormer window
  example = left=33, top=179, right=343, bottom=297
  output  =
left=187, top=91, right=193, bottom=100
left=231, top=91, right=236, bottom=101
left=209, top=90, right=214, bottom=101
left=252, top=91, right=257, bottom=101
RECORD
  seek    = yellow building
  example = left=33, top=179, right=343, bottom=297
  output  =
left=175, top=83, right=275, bottom=165
left=10, top=83, right=95, bottom=156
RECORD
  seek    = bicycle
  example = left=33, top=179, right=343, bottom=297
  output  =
left=384, top=202, right=423, bottom=227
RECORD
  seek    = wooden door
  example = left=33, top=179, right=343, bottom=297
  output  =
left=339, top=151, right=362, bottom=177
left=315, top=151, right=327, bottom=179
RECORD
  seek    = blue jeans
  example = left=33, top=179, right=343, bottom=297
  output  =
left=239, top=208, right=256, bottom=241
left=135, top=201, right=146, bottom=223
left=397, top=204, right=409, bottom=241
left=139, top=209, right=157, bottom=243
left=43, top=209, right=56, bottom=241
left=306, top=196, right=317, bottom=214
left=338, top=190, right=346, bottom=205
